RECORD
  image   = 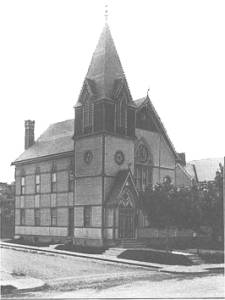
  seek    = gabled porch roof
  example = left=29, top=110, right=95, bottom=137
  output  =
left=106, top=169, right=138, bottom=207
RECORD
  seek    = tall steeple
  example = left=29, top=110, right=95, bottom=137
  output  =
left=78, top=23, right=132, bottom=101
left=75, top=21, right=136, bottom=139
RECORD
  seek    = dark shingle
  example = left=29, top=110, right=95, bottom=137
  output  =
left=13, top=119, right=74, bottom=164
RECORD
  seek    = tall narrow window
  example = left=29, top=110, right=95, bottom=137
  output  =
left=116, top=97, right=127, bottom=135
left=142, top=167, right=147, bottom=191
left=83, top=102, right=93, bottom=134
left=35, top=174, right=40, bottom=194
left=136, top=166, right=142, bottom=191
left=147, top=168, right=153, bottom=187
left=68, top=160, right=75, bottom=192
left=75, top=107, right=83, bottom=136
left=51, top=208, right=57, bottom=226
left=21, top=208, right=25, bottom=225
left=120, top=97, right=126, bottom=129
left=69, top=170, right=74, bottom=192
left=21, top=176, right=25, bottom=195
left=51, top=171, right=57, bottom=193
left=84, top=206, right=91, bottom=227
left=34, top=208, right=40, bottom=226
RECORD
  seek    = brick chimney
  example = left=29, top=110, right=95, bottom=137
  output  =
left=25, top=120, right=35, bottom=149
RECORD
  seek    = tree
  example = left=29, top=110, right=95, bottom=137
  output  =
left=140, top=164, right=224, bottom=245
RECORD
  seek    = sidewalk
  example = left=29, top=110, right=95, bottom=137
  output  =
left=0, top=269, right=45, bottom=294
left=1, top=241, right=224, bottom=276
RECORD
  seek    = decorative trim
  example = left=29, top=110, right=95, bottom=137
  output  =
left=74, top=130, right=136, bottom=141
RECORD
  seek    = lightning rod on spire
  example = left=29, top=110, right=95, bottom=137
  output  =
left=104, top=4, right=108, bottom=23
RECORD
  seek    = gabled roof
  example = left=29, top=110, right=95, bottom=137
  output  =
left=134, top=96, right=179, bottom=160
left=176, top=163, right=195, bottom=181
left=135, top=97, right=148, bottom=107
left=107, top=169, right=138, bottom=206
left=78, top=23, right=133, bottom=101
left=12, top=119, right=74, bottom=164
left=188, top=157, right=224, bottom=182
left=184, top=163, right=198, bottom=181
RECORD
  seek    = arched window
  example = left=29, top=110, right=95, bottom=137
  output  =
left=82, top=88, right=93, bottom=134
left=134, top=143, right=153, bottom=191
left=116, top=96, right=127, bottom=134
left=83, top=102, right=93, bottom=134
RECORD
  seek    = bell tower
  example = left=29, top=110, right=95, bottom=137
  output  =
left=74, top=23, right=136, bottom=247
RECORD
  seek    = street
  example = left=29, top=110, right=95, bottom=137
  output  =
left=1, top=248, right=224, bottom=298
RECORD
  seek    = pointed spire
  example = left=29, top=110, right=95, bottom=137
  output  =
left=83, top=23, right=128, bottom=100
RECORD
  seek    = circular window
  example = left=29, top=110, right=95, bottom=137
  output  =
left=114, top=150, right=125, bottom=165
left=138, top=144, right=148, bottom=163
left=84, top=150, right=93, bottom=164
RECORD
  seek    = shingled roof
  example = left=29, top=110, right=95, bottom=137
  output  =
left=107, top=169, right=138, bottom=206
left=12, top=119, right=74, bottom=164
left=76, top=23, right=134, bottom=104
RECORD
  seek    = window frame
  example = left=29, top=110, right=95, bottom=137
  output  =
left=68, top=170, right=74, bottom=192
left=83, top=206, right=92, bottom=228
left=20, top=176, right=25, bottom=195
left=20, top=208, right=25, bottom=225
left=51, top=208, right=57, bottom=226
left=51, top=171, right=57, bottom=193
left=35, top=173, right=40, bottom=194
left=34, top=208, right=40, bottom=226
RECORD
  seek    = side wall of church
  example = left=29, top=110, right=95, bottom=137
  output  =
left=14, top=155, right=74, bottom=242
left=135, top=129, right=176, bottom=185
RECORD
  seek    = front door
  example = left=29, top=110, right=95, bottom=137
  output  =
left=118, top=207, right=135, bottom=239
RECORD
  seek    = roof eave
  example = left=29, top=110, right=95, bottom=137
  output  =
left=11, top=150, right=74, bottom=166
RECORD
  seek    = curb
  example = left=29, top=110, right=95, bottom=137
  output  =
left=0, top=242, right=160, bottom=270
left=1, top=242, right=224, bottom=275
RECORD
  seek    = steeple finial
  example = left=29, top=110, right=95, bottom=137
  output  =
left=104, top=4, right=108, bottom=23
left=147, top=87, right=150, bottom=97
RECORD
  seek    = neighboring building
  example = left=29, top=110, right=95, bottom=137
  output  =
left=12, top=23, right=192, bottom=246
left=0, top=182, right=15, bottom=238
left=187, top=157, right=224, bottom=183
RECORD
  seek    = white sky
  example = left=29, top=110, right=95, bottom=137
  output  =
left=0, top=0, right=224, bottom=183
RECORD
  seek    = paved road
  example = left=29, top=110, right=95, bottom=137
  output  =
left=1, top=248, right=224, bottom=298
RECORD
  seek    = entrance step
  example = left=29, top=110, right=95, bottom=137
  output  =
left=104, top=248, right=126, bottom=257
left=118, top=240, right=147, bottom=249
left=186, top=254, right=204, bottom=265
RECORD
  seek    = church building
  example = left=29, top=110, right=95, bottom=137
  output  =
left=12, top=22, right=192, bottom=246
